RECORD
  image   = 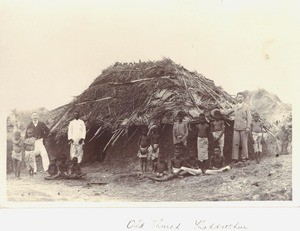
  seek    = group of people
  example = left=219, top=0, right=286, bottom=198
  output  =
left=10, top=92, right=291, bottom=181
left=10, top=111, right=87, bottom=179
left=137, top=112, right=231, bottom=179
left=137, top=92, right=291, bottom=179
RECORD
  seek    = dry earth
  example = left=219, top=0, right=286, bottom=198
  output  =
left=6, top=154, right=292, bottom=203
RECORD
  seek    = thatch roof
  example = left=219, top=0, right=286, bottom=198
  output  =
left=50, top=58, right=235, bottom=141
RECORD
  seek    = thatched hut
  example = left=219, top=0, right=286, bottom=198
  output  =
left=49, top=58, right=237, bottom=166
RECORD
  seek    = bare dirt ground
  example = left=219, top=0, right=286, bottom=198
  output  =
left=6, top=153, right=292, bottom=202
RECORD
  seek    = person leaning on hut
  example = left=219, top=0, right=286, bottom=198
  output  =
left=220, top=92, right=251, bottom=163
left=68, top=112, right=86, bottom=164
left=173, top=111, right=188, bottom=147
left=25, top=112, right=50, bottom=172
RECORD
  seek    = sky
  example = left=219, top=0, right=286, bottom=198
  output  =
left=0, top=0, right=299, bottom=113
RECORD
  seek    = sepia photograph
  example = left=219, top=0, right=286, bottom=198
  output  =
left=0, top=0, right=296, bottom=208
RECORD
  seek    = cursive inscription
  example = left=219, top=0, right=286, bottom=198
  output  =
left=126, top=219, right=247, bottom=230
left=127, top=220, right=145, bottom=229
left=152, top=219, right=181, bottom=230
left=194, top=220, right=247, bottom=230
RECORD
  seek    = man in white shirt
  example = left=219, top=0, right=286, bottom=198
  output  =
left=68, top=112, right=86, bottom=164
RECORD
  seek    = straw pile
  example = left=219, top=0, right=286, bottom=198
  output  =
left=50, top=58, right=236, bottom=146
left=243, top=89, right=291, bottom=124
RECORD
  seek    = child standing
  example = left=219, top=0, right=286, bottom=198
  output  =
left=148, top=125, right=160, bottom=172
left=11, top=131, right=23, bottom=179
left=211, top=109, right=225, bottom=156
left=173, top=111, right=188, bottom=147
left=195, top=114, right=210, bottom=170
left=276, top=125, right=289, bottom=156
left=137, top=127, right=150, bottom=173
left=251, top=112, right=264, bottom=163
left=23, top=128, right=36, bottom=177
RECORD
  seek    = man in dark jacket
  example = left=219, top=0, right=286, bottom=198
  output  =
left=25, top=112, right=50, bottom=172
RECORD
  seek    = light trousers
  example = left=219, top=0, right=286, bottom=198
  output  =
left=34, top=139, right=50, bottom=171
left=232, top=130, right=248, bottom=160
left=70, top=143, right=84, bottom=163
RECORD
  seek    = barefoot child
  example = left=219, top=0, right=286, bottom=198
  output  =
left=68, top=157, right=86, bottom=178
left=45, top=158, right=61, bottom=180
left=148, top=156, right=174, bottom=181
left=153, top=156, right=169, bottom=177
left=276, top=125, right=289, bottom=156
left=58, top=155, right=69, bottom=176
left=148, top=125, right=160, bottom=172
left=211, top=109, right=225, bottom=156
left=209, top=147, right=230, bottom=172
left=170, top=149, right=184, bottom=175
left=23, top=128, right=36, bottom=177
left=137, top=127, right=150, bottom=173
left=11, top=131, right=23, bottom=179
left=173, top=111, right=188, bottom=147
left=251, top=112, right=265, bottom=163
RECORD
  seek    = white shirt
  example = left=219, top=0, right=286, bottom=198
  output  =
left=68, top=119, right=86, bottom=143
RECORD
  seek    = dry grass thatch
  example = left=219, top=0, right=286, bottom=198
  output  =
left=50, top=58, right=236, bottom=143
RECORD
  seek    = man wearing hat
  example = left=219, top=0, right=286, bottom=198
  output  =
left=221, top=92, right=251, bottom=162
left=211, top=109, right=225, bottom=156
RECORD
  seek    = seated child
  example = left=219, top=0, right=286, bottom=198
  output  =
left=170, top=149, right=184, bottom=175
left=68, top=157, right=86, bottom=178
left=148, top=156, right=175, bottom=181
left=23, top=128, right=36, bottom=177
left=48, top=159, right=59, bottom=176
left=11, top=131, right=23, bottom=179
left=45, top=158, right=62, bottom=180
left=153, top=156, right=169, bottom=177
left=137, top=127, right=150, bottom=173
left=209, top=147, right=230, bottom=172
left=57, top=155, right=69, bottom=176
